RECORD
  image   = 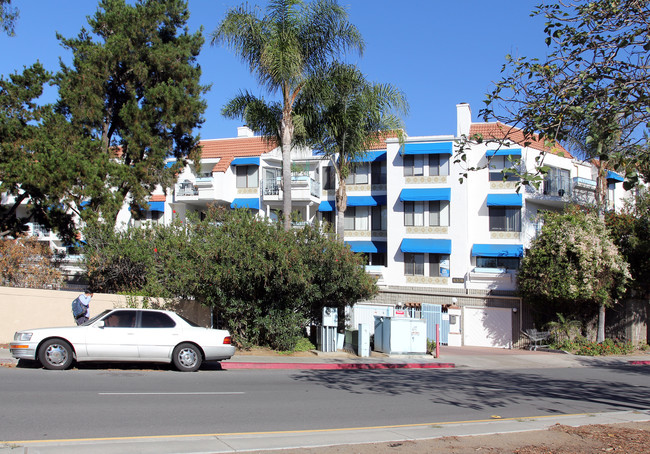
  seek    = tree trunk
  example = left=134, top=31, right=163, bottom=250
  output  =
left=594, top=141, right=607, bottom=343
left=281, top=115, right=294, bottom=232
left=335, top=179, right=347, bottom=240
left=597, top=303, right=606, bottom=343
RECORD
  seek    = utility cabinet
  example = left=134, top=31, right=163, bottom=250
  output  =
left=373, top=316, right=427, bottom=354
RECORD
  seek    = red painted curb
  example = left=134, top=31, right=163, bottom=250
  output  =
left=628, top=360, right=650, bottom=365
left=221, top=362, right=455, bottom=370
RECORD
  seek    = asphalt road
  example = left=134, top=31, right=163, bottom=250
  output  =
left=1, top=364, right=649, bottom=443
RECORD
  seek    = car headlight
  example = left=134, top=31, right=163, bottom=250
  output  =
left=14, top=332, right=33, bottom=341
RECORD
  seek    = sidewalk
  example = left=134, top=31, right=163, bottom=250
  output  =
left=2, top=345, right=649, bottom=370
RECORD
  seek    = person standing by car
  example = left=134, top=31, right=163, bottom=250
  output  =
left=74, top=290, right=93, bottom=325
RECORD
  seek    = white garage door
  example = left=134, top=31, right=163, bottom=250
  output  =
left=463, top=307, right=512, bottom=348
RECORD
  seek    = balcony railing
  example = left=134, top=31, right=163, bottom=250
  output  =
left=176, top=181, right=199, bottom=197
left=543, top=176, right=572, bottom=197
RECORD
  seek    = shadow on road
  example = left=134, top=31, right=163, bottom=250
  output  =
left=290, top=365, right=650, bottom=413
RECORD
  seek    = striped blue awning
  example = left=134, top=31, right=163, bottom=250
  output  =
left=607, top=171, right=624, bottom=183
left=230, top=198, right=260, bottom=209
left=401, top=142, right=453, bottom=155
left=347, top=195, right=387, bottom=206
left=400, top=188, right=451, bottom=202
left=486, top=148, right=522, bottom=157
left=352, top=150, right=386, bottom=162
left=231, top=157, right=260, bottom=166
left=400, top=239, right=451, bottom=254
left=486, top=194, right=523, bottom=207
left=346, top=241, right=387, bottom=253
left=318, top=200, right=336, bottom=212
left=472, top=244, right=523, bottom=257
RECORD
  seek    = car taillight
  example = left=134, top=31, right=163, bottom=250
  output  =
left=223, top=336, right=232, bottom=345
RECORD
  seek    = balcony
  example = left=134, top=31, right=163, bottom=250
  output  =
left=543, top=175, right=572, bottom=198
left=175, top=180, right=199, bottom=198
left=261, top=173, right=321, bottom=202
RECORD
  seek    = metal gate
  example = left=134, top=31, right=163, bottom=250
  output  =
left=422, top=303, right=449, bottom=345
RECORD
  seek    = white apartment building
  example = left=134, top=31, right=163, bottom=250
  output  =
left=6, top=103, right=631, bottom=347
left=131, top=104, right=629, bottom=293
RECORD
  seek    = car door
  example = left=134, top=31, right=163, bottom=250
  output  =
left=135, top=311, right=180, bottom=361
left=85, top=310, right=140, bottom=359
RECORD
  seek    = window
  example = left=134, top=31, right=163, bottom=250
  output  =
left=103, top=310, right=136, bottom=328
left=429, top=254, right=440, bottom=277
left=544, top=167, right=571, bottom=196
left=371, top=161, right=387, bottom=184
left=141, top=312, right=176, bottom=328
left=345, top=163, right=369, bottom=184
left=371, top=205, right=387, bottom=231
left=404, top=253, right=424, bottom=275
left=489, top=156, right=520, bottom=181
left=429, top=154, right=450, bottom=176
left=369, top=253, right=386, bottom=266
left=323, top=167, right=335, bottom=190
left=360, top=252, right=387, bottom=266
left=428, top=201, right=450, bottom=227
left=321, top=210, right=334, bottom=225
left=132, top=210, right=163, bottom=228
left=404, top=201, right=425, bottom=226
left=476, top=256, right=520, bottom=270
left=344, top=206, right=369, bottom=231
left=403, top=155, right=424, bottom=176
left=489, top=207, right=521, bottom=232
left=236, top=165, right=259, bottom=188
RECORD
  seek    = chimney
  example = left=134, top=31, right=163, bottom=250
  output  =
left=456, top=103, right=472, bottom=137
left=237, top=126, right=254, bottom=138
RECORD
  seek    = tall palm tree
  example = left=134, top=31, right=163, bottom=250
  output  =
left=299, top=62, right=408, bottom=239
left=212, top=0, right=364, bottom=231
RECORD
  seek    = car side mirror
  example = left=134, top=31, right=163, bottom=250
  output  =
left=97, top=320, right=105, bottom=328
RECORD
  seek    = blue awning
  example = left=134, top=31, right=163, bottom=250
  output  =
left=347, top=195, right=387, bottom=206
left=486, top=148, right=522, bottom=157
left=486, top=194, right=523, bottom=207
left=148, top=201, right=165, bottom=212
left=346, top=241, right=387, bottom=253
left=165, top=159, right=177, bottom=168
left=352, top=150, right=386, bottom=162
left=231, top=157, right=260, bottom=166
left=319, top=200, right=336, bottom=212
left=400, top=188, right=451, bottom=202
left=472, top=244, right=523, bottom=257
left=230, top=198, right=260, bottom=209
left=607, top=171, right=624, bottom=183
left=400, top=239, right=451, bottom=254
left=401, top=142, right=453, bottom=155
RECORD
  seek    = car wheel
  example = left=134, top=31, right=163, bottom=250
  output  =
left=38, top=339, right=74, bottom=370
left=172, top=343, right=202, bottom=372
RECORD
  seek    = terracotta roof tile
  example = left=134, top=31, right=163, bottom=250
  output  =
left=198, top=137, right=278, bottom=173
left=150, top=194, right=166, bottom=202
left=469, top=122, right=573, bottom=159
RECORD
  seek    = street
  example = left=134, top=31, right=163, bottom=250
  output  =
left=1, top=363, right=649, bottom=443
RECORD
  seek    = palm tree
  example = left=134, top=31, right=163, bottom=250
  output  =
left=299, top=62, right=408, bottom=239
left=212, top=0, right=364, bottom=231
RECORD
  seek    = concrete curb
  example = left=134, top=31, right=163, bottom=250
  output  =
left=221, top=361, right=455, bottom=370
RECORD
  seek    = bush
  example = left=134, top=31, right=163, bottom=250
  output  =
left=0, top=237, right=62, bottom=288
left=550, top=336, right=636, bottom=356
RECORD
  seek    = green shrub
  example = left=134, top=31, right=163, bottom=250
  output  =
left=551, top=336, right=636, bottom=356
left=293, top=337, right=316, bottom=352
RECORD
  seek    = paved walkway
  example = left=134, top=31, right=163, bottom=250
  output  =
left=2, top=345, right=649, bottom=370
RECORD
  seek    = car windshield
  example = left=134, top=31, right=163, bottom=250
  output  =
left=83, top=310, right=112, bottom=326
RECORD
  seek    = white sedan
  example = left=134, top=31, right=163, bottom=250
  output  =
left=10, top=308, right=235, bottom=372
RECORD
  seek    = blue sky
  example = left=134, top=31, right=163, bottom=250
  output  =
left=1, top=0, right=549, bottom=140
